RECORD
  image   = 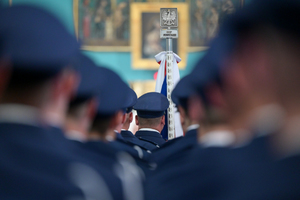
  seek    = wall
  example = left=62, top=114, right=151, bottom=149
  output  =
left=3, top=0, right=217, bottom=82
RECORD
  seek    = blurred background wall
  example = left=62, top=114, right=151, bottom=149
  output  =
left=2, top=0, right=248, bottom=96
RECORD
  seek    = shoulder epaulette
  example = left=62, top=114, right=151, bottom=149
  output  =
left=138, top=137, right=160, bottom=148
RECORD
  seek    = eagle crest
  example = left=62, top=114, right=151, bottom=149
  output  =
left=162, top=10, right=176, bottom=26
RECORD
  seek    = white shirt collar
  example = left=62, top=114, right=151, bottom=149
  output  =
left=66, top=130, right=86, bottom=142
left=186, top=124, right=200, bottom=132
left=139, top=128, right=160, bottom=133
left=200, top=130, right=235, bottom=148
left=0, top=104, right=41, bottom=126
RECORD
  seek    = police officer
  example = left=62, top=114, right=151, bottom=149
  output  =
left=134, top=92, right=169, bottom=148
left=145, top=9, right=242, bottom=199
left=83, top=66, right=151, bottom=175
left=147, top=1, right=300, bottom=200
left=0, top=5, right=115, bottom=199
left=150, top=74, right=201, bottom=166
left=65, top=53, right=99, bottom=142
left=120, top=89, right=157, bottom=151
left=63, top=53, right=144, bottom=200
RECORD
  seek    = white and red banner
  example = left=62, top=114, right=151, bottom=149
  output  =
left=155, top=51, right=183, bottom=139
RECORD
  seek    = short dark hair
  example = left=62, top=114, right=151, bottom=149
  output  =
left=137, top=116, right=161, bottom=127
left=90, top=114, right=113, bottom=137
left=6, top=69, right=57, bottom=90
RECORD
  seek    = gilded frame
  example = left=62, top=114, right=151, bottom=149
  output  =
left=131, top=3, right=189, bottom=70
left=73, top=0, right=131, bottom=52
left=188, top=0, right=244, bottom=52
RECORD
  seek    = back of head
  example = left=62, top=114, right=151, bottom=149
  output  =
left=68, top=53, right=100, bottom=110
left=138, top=115, right=162, bottom=126
left=134, top=92, right=169, bottom=119
left=217, top=0, right=300, bottom=117
left=90, top=67, right=132, bottom=138
left=0, top=5, right=80, bottom=105
left=134, top=92, right=169, bottom=131
left=0, top=5, right=79, bottom=73
left=122, top=88, right=137, bottom=130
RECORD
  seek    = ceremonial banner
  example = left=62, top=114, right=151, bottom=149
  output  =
left=155, top=52, right=183, bottom=140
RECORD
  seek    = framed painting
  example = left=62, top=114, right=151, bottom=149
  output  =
left=73, top=0, right=131, bottom=51
left=189, top=0, right=244, bottom=51
left=131, top=3, right=188, bottom=69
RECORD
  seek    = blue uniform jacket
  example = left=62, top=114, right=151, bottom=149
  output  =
left=112, top=133, right=152, bottom=161
left=146, top=134, right=300, bottom=200
left=0, top=123, right=85, bottom=200
left=135, top=129, right=166, bottom=147
left=109, top=133, right=154, bottom=174
left=50, top=127, right=126, bottom=200
left=151, top=128, right=198, bottom=166
left=121, top=130, right=157, bottom=151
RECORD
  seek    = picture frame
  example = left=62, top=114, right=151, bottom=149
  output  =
left=131, top=3, right=189, bottom=70
left=73, top=0, right=131, bottom=52
left=188, top=0, right=244, bottom=52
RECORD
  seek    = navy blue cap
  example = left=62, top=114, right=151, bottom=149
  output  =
left=190, top=25, right=236, bottom=90
left=124, top=88, right=137, bottom=113
left=0, top=5, right=80, bottom=74
left=171, top=74, right=196, bottom=108
left=95, top=68, right=131, bottom=116
left=184, top=22, right=237, bottom=106
left=134, top=92, right=169, bottom=118
left=70, top=53, right=100, bottom=105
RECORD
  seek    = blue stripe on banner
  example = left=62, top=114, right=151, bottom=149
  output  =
left=160, top=76, right=168, bottom=140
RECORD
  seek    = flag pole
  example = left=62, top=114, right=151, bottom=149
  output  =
left=160, top=8, right=178, bottom=140
left=166, top=38, right=175, bottom=139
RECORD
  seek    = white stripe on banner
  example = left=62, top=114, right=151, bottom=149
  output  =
left=155, top=51, right=184, bottom=138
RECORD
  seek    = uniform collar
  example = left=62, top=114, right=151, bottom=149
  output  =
left=185, top=128, right=198, bottom=138
left=116, top=132, right=125, bottom=140
left=200, top=130, right=235, bottom=148
left=138, top=128, right=160, bottom=133
left=186, top=124, right=200, bottom=132
left=66, top=130, right=86, bottom=142
left=121, top=130, right=134, bottom=137
left=248, top=103, right=285, bottom=137
left=233, top=104, right=286, bottom=148
left=0, top=104, right=41, bottom=126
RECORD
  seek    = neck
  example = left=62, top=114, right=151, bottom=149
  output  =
left=200, top=124, right=231, bottom=136
left=122, top=122, right=130, bottom=130
left=282, top=102, right=300, bottom=118
left=88, top=128, right=116, bottom=142
left=88, top=131, right=107, bottom=142
left=65, top=117, right=89, bottom=141
left=115, top=123, right=123, bottom=133
left=0, top=94, right=66, bottom=128
left=41, top=99, right=67, bottom=128
left=268, top=104, right=300, bottom=158
left=183, top=118, right=198, bottom=133
left=272, top=114, right=300, bottom=158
